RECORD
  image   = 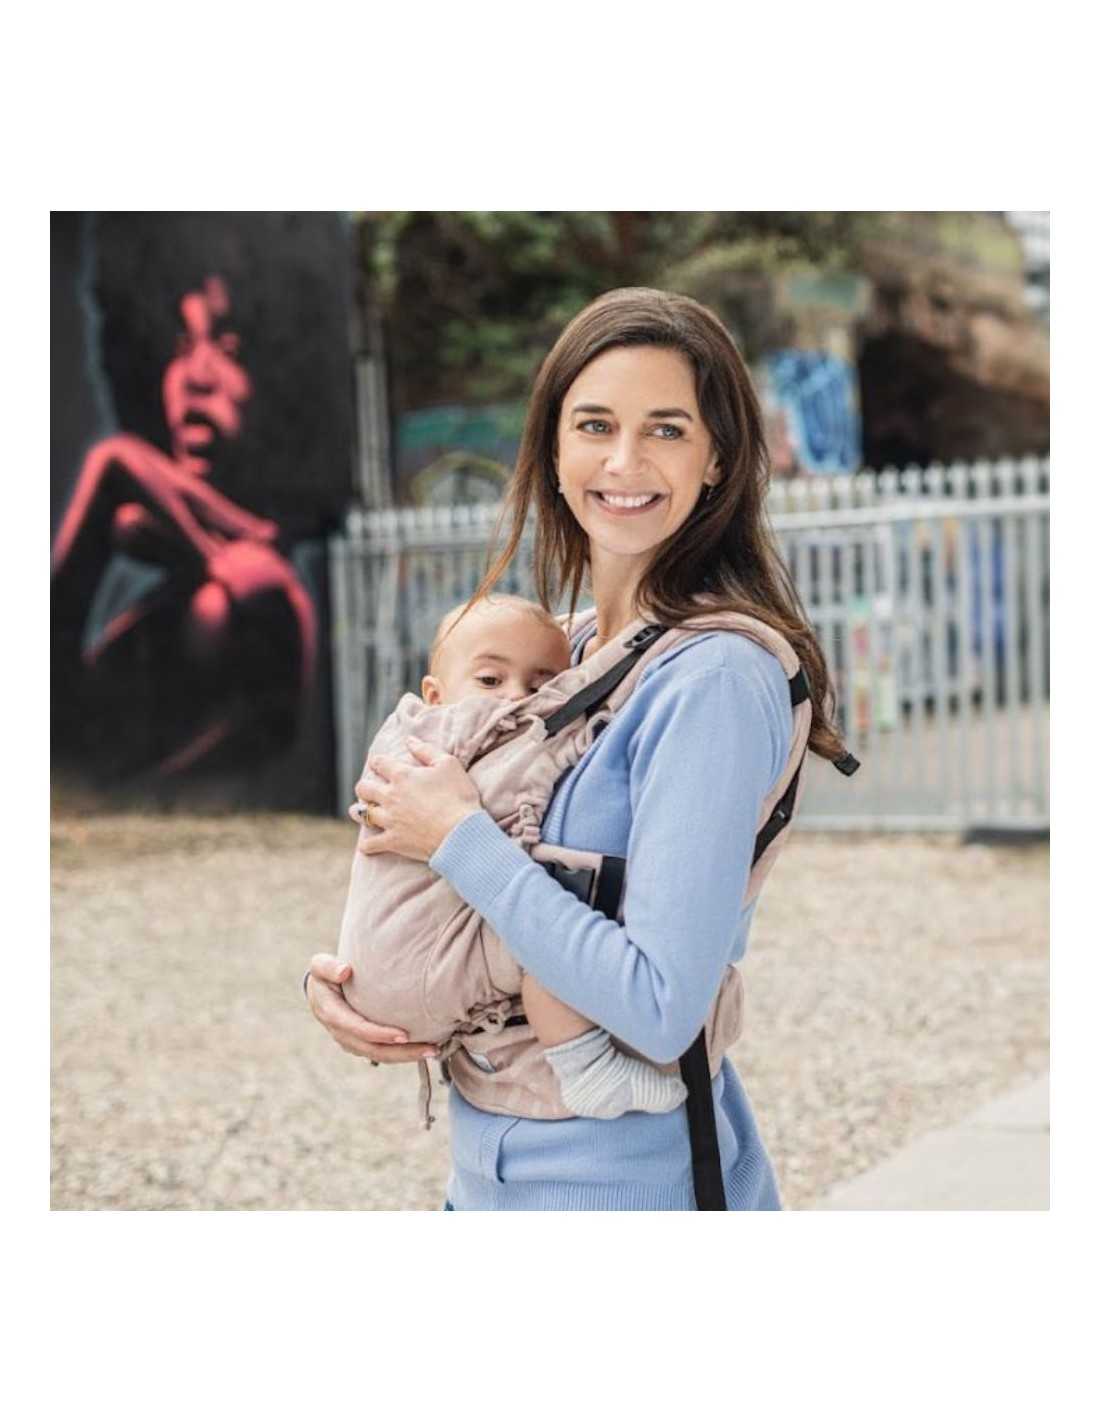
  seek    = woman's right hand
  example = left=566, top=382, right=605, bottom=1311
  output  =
left=305, top=954, right=440, bottom=1064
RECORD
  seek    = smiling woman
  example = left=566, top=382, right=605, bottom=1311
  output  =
left=306, top=286, right=855, bottom=1210
left=555, top=346, right=720, bottom=584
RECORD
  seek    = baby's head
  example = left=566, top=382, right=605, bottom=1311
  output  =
left=422, top=595, right=571, bottom=706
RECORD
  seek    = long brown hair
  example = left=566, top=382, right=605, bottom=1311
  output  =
left=460, top=286, right=848, bottom=764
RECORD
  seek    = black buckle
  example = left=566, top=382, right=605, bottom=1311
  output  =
left=467, top=1011, right=529, bottom=1038
left=623, top=625, right=665, bottom=651
left=789, top=668, right=811, bottom=707
left=545, top=862, right=596, bottom=905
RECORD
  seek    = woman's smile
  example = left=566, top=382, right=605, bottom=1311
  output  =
left=589, top=490, right=667, bottom=516
left=556, top=345, right=721, bottom=582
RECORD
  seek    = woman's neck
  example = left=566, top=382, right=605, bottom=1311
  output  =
left=585, top=551, right=651, bottom=654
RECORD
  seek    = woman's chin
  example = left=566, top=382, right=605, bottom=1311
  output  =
left=582, top=515, right=688, bottom=560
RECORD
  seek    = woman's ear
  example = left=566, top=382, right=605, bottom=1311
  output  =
left=421, top=675, right=443, bottom=705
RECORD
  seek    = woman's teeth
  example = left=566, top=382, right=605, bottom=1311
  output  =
left=595, top=492, right=662, bottom=509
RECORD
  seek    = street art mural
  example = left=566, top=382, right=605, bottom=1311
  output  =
left=51, top=213, right=355, bottom=809
left=759, top=350, right=863, bottom=476
left=398, top=402, right=526, bottom=505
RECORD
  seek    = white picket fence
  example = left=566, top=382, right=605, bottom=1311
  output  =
left=328, top=455, right=1049, bottom=832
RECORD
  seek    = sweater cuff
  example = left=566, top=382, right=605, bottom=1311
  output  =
left=429, top=809, right=537, bottom=915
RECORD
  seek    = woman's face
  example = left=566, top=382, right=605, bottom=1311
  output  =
left=162, top=277, right=252, bottom=478
left=554, top=345, right=721, bottom=572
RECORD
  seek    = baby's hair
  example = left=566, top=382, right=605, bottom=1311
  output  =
left=428, top=595, right=568, bottom=676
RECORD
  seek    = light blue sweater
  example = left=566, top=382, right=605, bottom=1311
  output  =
left=428, top=621, right=792, bottom=1210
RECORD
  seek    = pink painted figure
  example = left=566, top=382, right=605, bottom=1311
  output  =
left=52, top=276, right=316, bottom=777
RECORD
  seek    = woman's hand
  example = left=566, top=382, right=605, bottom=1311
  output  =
left=305, top=954, right=439, bottom=1064
left=355, top=737, right=482, bottom=863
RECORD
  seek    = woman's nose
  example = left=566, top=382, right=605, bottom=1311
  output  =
left=603, top=432, right=645, bottom=475
left=185, top=342, right=218, bottom=385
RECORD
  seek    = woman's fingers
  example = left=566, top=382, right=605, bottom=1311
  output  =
left=354, top=772, right=387, bottom=804
left=316, top=998, right=439, bottom=1064
left=304, top=956, right=439, bottom=1063
left=307, top=972, right=403, bottom=1043
left=309, top=952, right=352, bottom=986
left=365, top=752, right=411, bottom=783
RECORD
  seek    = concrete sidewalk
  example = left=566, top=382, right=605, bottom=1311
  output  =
left=815, top=1073, right=1049, bottom=1210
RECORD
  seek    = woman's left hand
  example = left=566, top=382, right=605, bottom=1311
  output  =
left=355, top=737, right=483, bottom=863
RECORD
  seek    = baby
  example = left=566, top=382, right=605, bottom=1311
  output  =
left=358, top=594, right=687, bottom=1120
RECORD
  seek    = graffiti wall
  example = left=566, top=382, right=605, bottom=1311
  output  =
left=51, top=213, right=356, bottom=811
left=759, top=350, right=863, bottom=476
left=752, top=269, right=868, bottom=477
left=397, top=401, right=526, bottom=506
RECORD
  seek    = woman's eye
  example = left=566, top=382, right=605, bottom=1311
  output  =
left=578, top=419, right=683, bottom=439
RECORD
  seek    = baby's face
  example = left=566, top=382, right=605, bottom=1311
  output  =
left=422, top=605, right=571, bottom=706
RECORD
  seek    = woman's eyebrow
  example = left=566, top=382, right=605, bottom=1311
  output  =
left=570, top=402, right=694, bottom=421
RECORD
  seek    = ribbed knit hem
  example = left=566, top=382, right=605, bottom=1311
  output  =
left=444, top=1090, right=782, bottom=1212
left=429, top=809, right=537, bottom=915
left=446, top=1154, right=781, bottom=1211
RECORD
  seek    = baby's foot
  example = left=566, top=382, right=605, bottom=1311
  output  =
left=544, top=1026, right=689, bottom=1119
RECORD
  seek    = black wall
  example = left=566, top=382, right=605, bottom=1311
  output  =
left=51, top=212, right=357, bottom=812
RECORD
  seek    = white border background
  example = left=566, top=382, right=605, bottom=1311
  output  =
left=11, top=2, right=1091, bottom=1415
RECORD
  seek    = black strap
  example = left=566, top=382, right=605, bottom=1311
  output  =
left=543, top=862, right=596, bottom=904
left=534, top=638, right=853, bottom=1210
left=788, top=666, right=859, bottom=777
left=753, top=758, right=803, bottom=864
left=671, top=739, right=806, bottom=1210
left=678, top=1029, right=727, bottom=1208
left=542, top=625, right=666, bottom=736
left=593, top=854, right=626, bottom=921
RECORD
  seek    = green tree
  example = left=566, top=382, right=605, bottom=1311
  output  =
left=358, top=211, right=892, bottom=409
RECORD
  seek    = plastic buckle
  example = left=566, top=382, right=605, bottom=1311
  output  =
left=623, top=624, right=664, bottom=651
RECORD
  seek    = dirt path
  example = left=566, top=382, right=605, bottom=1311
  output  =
left=51, top=813, right=1048, bottom=1210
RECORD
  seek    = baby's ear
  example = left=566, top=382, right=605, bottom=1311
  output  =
left=421, top=675, right=443, bottom=705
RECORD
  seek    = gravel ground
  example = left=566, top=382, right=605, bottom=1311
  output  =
left=51, top=810, right=1048, bottom=1211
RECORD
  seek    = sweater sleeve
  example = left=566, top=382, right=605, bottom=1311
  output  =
left=429, top=654, right=791, bottom=1063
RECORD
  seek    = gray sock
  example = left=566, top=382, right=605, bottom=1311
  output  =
left=543, top=1026, right=688, bottom=1119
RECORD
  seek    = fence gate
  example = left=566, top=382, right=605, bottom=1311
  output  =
left=329, top=457, right=1049, bottom=833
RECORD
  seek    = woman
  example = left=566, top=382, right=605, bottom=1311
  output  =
left=51, top=275, right=316, bottom=780
left=306, top=287, right=849, bottom=1210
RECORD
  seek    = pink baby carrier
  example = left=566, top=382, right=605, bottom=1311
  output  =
left=337, top=603, right=859, bottom=1209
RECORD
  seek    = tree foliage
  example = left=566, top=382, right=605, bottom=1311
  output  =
left=358, top=211, right=893, bottom=410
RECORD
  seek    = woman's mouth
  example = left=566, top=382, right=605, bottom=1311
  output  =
left=590, top=491, right=665, bottom=517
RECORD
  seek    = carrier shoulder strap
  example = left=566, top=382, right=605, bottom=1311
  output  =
left=545, top=626, right=860, bottom=781
left=541, top=624, right=666, bottom=736
left=541, top=623, right=859, bottom=1210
